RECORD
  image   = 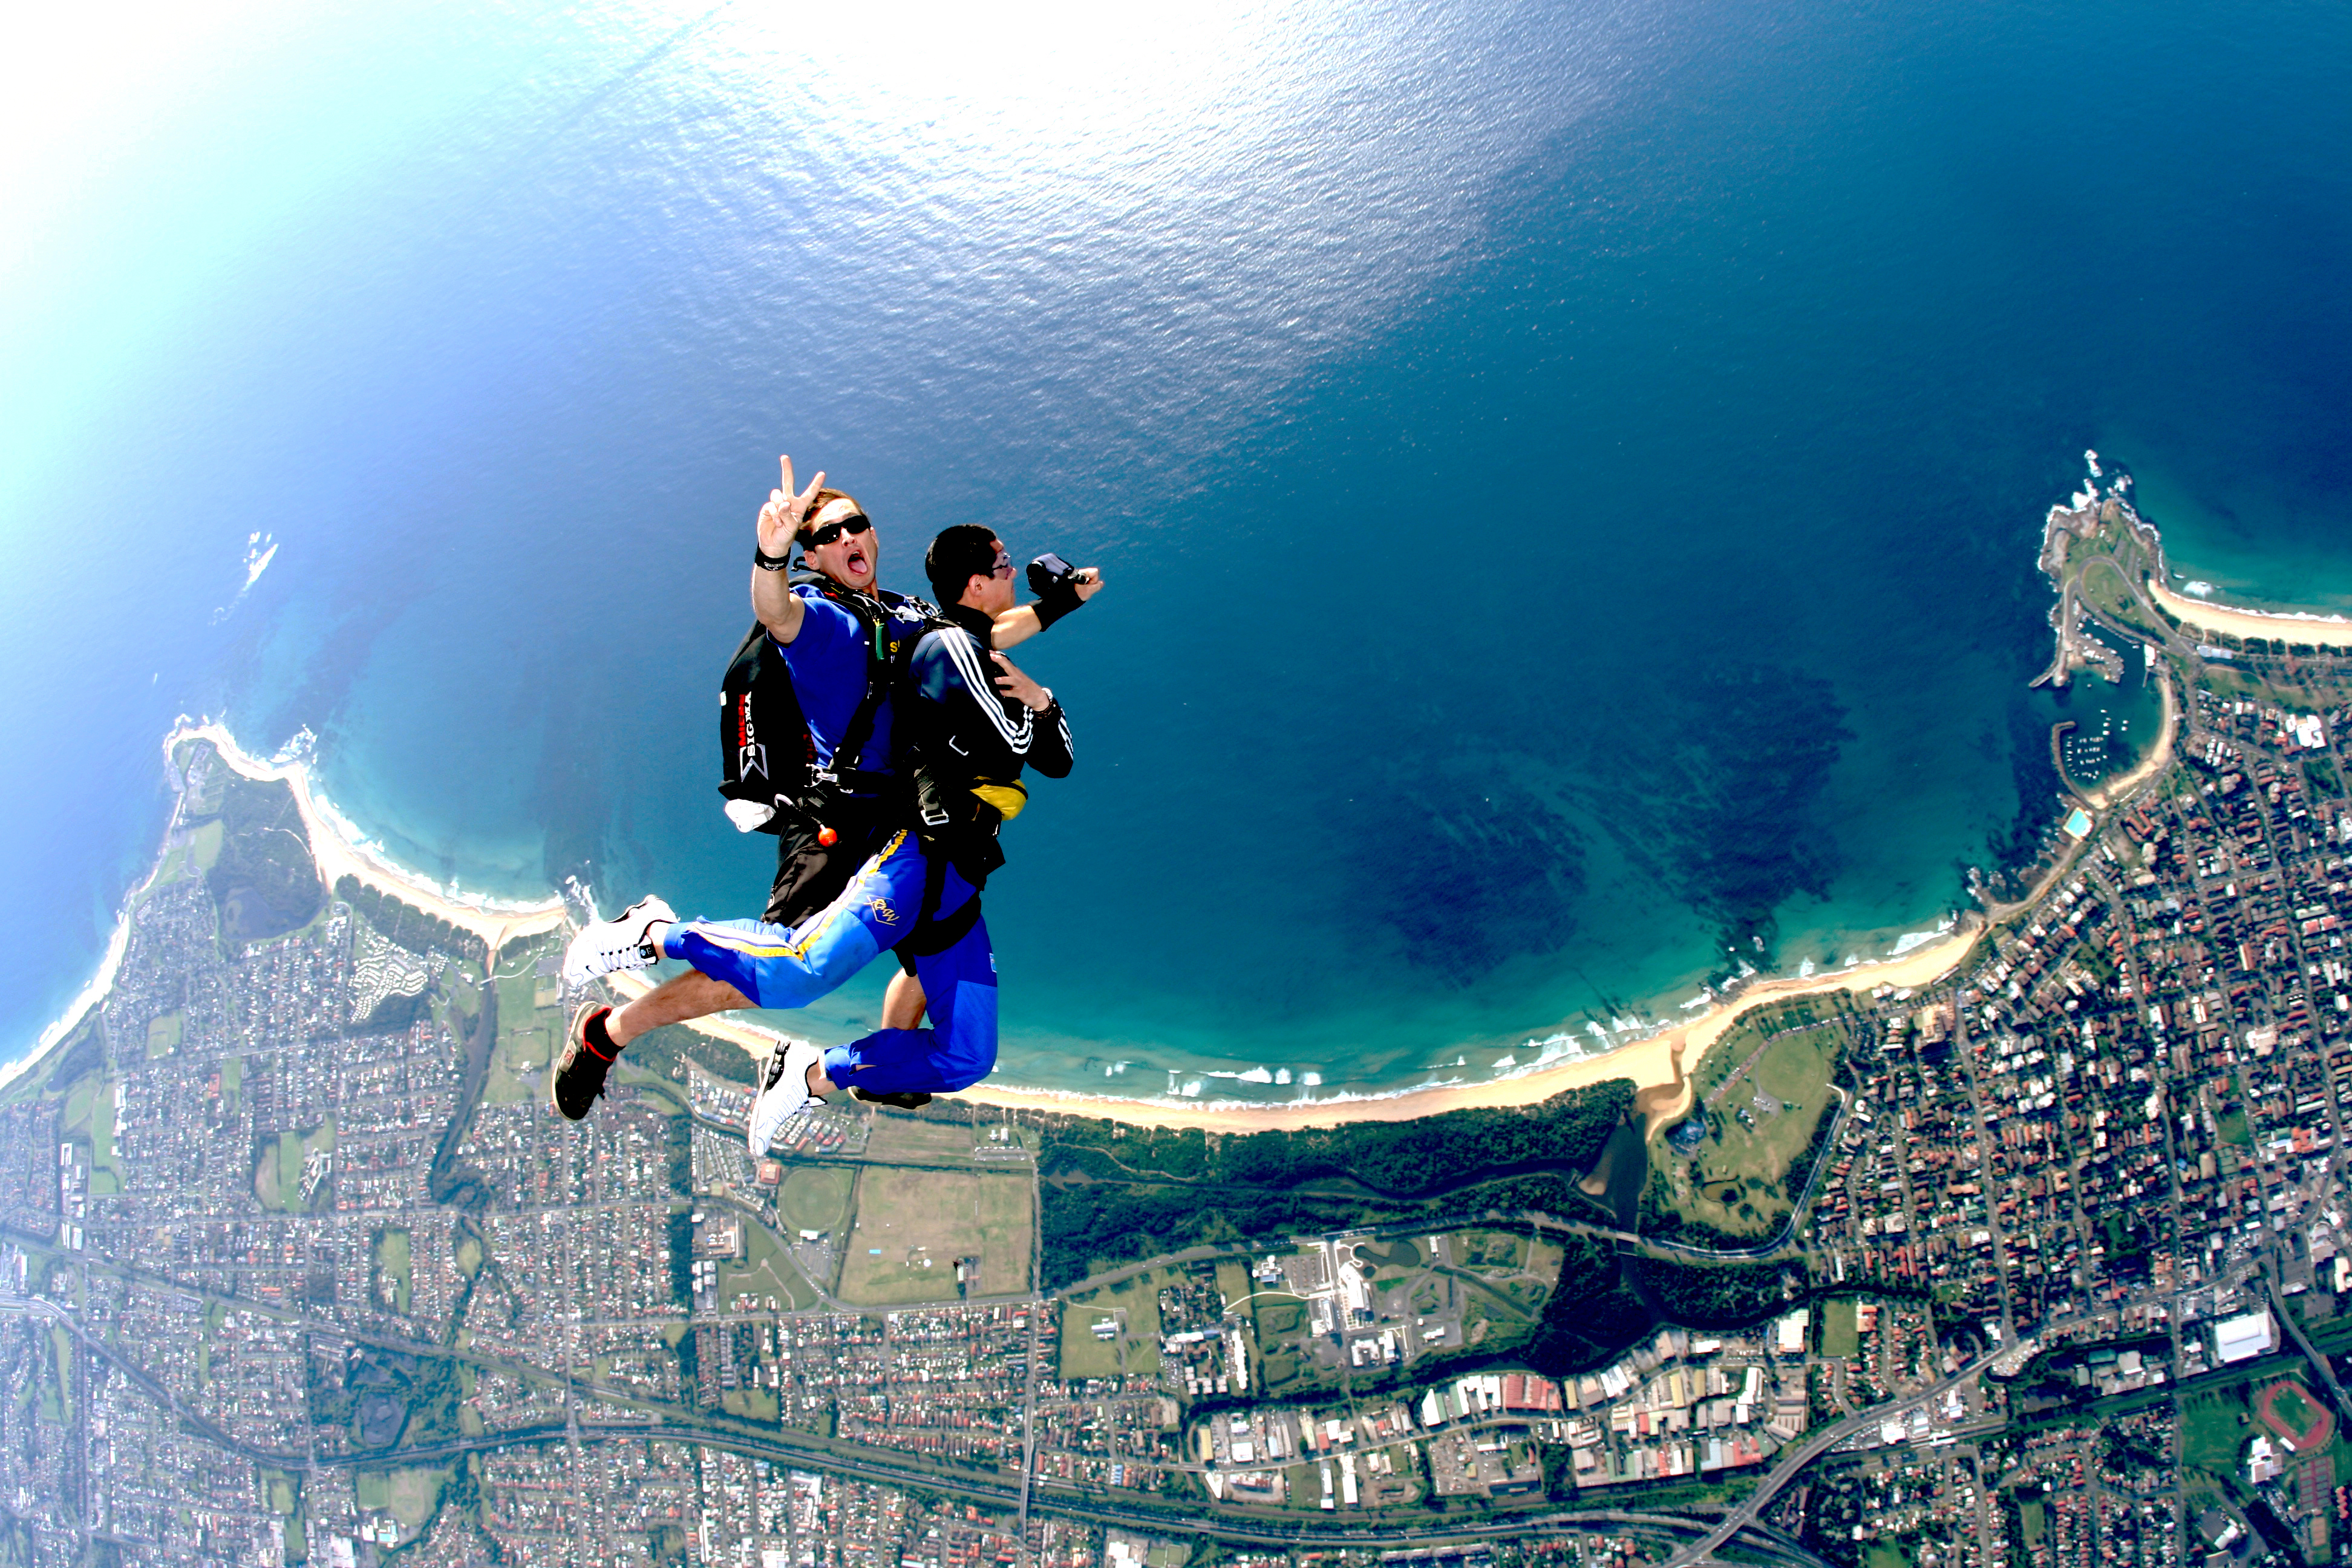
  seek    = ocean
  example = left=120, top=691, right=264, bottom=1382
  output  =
left=2, top=0, right=2347, bottom=1101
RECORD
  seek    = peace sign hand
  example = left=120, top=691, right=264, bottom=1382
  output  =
left=758, top=455, right=825, bottom=557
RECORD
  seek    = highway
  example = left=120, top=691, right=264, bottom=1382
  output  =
left=1661, top=1351, right=1998, bottom=1567
left=0, top=1282, right=1836, bottom=1562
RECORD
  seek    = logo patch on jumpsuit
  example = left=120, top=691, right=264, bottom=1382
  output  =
left=867, top=897, right=900, bottom=925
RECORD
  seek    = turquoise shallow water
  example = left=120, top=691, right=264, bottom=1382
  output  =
left=1, top=0, right=2347, bottom=1100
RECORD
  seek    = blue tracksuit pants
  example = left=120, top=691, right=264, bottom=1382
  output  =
left=659, top=830, right=999, bottom=1094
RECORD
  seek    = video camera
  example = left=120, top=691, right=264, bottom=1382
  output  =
left=1027, top=552, right=1081, bottom=596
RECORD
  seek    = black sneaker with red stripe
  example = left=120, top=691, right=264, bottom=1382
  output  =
left=549, top=1001, right=621, bottom=1121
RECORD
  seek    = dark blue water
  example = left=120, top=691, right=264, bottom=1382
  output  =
left=4, top=0, right=2347, bottom=1098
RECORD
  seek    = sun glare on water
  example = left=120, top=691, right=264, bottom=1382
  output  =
left=641, top=0, right=1626, bottom=467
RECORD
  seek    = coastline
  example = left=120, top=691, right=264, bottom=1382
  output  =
left=13, top=717, right=1991, bottom=1129
left=0, top=724, right=570, bottom=1095
left=2148, top=579, right=2352, bottom=649
left=168, top=722, right=571, bottom=954
left=2082, top=668, right=2178, bottom=811
left=952, top=916, right=1985, bottom=1131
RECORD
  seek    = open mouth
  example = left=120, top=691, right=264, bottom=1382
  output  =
left=844, top=546, right=870, bottom=575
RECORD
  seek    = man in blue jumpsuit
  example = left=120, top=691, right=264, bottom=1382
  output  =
left=549, top=461, right=1091, bottom=1155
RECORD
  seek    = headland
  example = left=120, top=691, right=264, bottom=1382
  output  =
left=165, top=722, right=570, bottom=953
left=4, top=724, right=569, bottom=1093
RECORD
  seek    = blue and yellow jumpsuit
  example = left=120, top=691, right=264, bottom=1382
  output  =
left=664, top=602, right=1073, bottom=1094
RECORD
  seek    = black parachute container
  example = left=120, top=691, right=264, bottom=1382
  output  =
left=716, top=620, right=812, bottom=834
left=716, top=578, right=924, bottom=834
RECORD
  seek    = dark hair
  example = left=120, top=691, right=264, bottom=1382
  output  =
left=926, top=523, right=1002, bottom=604
left=795, top=488, right=862, bottom=542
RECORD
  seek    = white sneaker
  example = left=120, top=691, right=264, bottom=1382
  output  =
left=560, top=895, right=678, bottom=985
left=748, top=1039, right=826, bottom=1156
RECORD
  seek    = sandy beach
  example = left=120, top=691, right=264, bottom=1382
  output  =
left=2149, top=580, right=2352, bottom=649
left=2083, top=670, right=2179, bottom=810
left=12, top=720, right=569, bottom=1088
left=24, top=721, right=1984, bottom=1135
left=609, top=920, right=1982, bottom=1134
left=954, top=916, right=1985, bottom=1132
left=172, top=723, right=570, bottom=956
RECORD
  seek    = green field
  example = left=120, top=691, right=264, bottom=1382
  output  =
left=1863, top=1541, right=1910, bottom=1568
left=189, top=818, right=225, bottom=872
left=1821, top=1298, right=1860, bottom=1359
left=146, top=1010, right=184, bottom=1058
left=63, top=1077, right=121, bottom=1195
left=2180, top=1386, right=2251, bottom=1480
left=716, top=1216, right=819, bottom=1312
left=1253, top=1296, right=1313, bottom=1392
left=612, top=1057, right=688, bottom=1119
left=1060, top=1270, right=1165, bottom=1380
left=483, top=958, right=561, bottom=1104
left=1215, top=1259, right=1253, bottom=1309
left=1258, top=1301, right=1307, bottom=1336
left=2080, top=557, right=2159, bottom=635
left=90, top=1080, right=122, bottom=1196
left=837, top=1169, right=1031, bottom=1304
left=724, top=1387, right=782, bottom=1420
left=381, top=1466, right=446, bottom=1527
left=376, top=1229, right=414, bottom=1315
left=861, top=1116, right=1012, bottom=1165
left=2270, top=1380, right=2325, bottom=1437
left=779, top=1168, right=857, bottom=1236
left=256, top=1122, right=336, bottom=1214
left=1656, top=1017, right=1843, bottom=1236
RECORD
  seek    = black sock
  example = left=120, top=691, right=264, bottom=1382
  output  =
left=584, top=1007, right=620, bottom=1060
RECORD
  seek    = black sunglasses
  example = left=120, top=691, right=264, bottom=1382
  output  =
left=804, top=512, right=873, bottom=549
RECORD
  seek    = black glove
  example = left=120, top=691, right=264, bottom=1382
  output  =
left=1027, top=553, right=1088, bottom=632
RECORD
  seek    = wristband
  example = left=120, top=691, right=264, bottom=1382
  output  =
left=754, top=546, right=794, bottom=572
left=1031, top=573, right=1085, bottom=631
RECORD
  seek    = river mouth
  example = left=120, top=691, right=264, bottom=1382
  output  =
left=1577, top=1119, right=1649, bottom=1232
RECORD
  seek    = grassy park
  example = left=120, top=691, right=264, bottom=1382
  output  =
left=1059, top=1270, right=1164, bottom=1380
left=837, top=1169, right=1031, bottom=1304
left=1652, top=1008, right=1846, bottom=1238
left=146, top=1010, right=184, bottom=1057
left=715, top=1217, right=819, bottom=1312
left=255, top=1122, right=335, bottom=1213
left=1820, top=1298, right=1860, bottom=1359
left=779, top=1168, right=857, bottom=1236
left=375, top=1229, right=413, bottom=1314
left=483, top=942, right=563, bottom=1104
